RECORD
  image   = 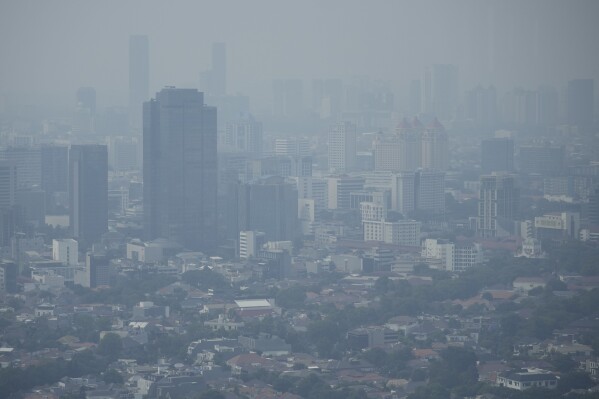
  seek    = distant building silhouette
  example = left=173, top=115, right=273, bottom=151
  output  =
left=567, top=79, right=594, bottom=131
left=200, top=42, right=227, bottom=97
left=129, top=35, right=149, bottom=132
left=328, top=121, right=357, bottom=173
left=69, top=145, right=108, bottom=248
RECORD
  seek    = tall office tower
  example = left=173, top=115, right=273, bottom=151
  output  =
left=481, top=137, right=514, bottom=173
left=421, top=64, right=459, bottom=121
left=236, top=176, right=298, bottom=242
left=0, top=261, right=17, bottom=293
left=0, top=162, right=16, bottom=210
left=567, top=79, right=594, bottom=131
left=76, top=87, right=96, bottom=115
left=465, top=85, right=498, bottom=127
left=85, top=252, right=110, bottom=288
left=211, top=42, right=226, bottom=96
left=327, top=176, right=364, bottom=209
left=0, top=162, right=18, bottom=247
left=420, top=118, right=448, bottom=171
left=41, top=145, right=68, bottom=213
left=397, top=118, right=421, bottom=170
left=73, top=87, right=96, bottom=136
left=518, top=143, right=565, bottom=176
left=312, top=78, right=343, bottom=119
left=272, top=79, right=303, bottom=117
left=108, top=136, right=140, bottom=171
left=224, top=115, right=263, bottom=154
left=16, top=189, right=45, bottom=227
left=477, top=174, right=519, bottom=238
left=69, top=145, right=108, bottom=247
left=373, top=136, right=401, bottom=172
left=415, top=170, right=445, bottom=214
left=200, top=43, right=227, bottom=97
left=0, top=146, right=41, bottom=189
left=536, top=86, right=559, bottom=126
left=129, top=35, right=149, bottom=132
left=391, top=172, right=416, bottom=215
left=328, top=121, right=357, bottom=173
left=143, top=88, right=217, bottom=252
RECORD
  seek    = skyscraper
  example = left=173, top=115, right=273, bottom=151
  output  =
left=69, top=145, right=108, bottom=247
left=420, top=118, right=448, bottom=171
left=422, top=64, right=459, bottom=121
left=0, top=146, right=41, bottom=189
left=234, top=176, right=298, bottom=242
left=143, top=88, right=217, bottom=252
left=478, top=174, right=518, bottom=238
left=273, top=79, right=303, bottom=117
left=200, top=42, right=227, bottom=97
left=85, top=252, right=110, bottom=288
left=0, top=162, right=18, bottom=247
left=414, top=169, right=445, bottom=214
left=0, top=161, right=16, bottom=210
left=224, top=115, right=263, bottom=155
left=328, top=121, right=357, bottom=173
left=567, top=79, right=594, bottom=131
left=129, top=35, right=149, bottom=132
left=211, top=42, right=226, bottom=97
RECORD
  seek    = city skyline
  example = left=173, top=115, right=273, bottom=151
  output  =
left=1, top=1, right=599, bottom=113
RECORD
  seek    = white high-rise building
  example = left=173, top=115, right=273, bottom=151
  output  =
left=364, top=220, right=421, bottom=247
left=52, top=239, right=79, bottom=266
left=239, top=231, right=266, bottom=259
left=328, top=121, right=357, bottom=173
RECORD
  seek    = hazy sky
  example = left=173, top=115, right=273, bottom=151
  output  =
left=1, top=0, right=598, bottom=111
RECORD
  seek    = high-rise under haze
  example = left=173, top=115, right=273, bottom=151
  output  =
left=477, top=174, right=518, bottom=238
left=69, top=145, right=108, bottom=247
left=200, top=42, right=227, bottom=97
left=328, top=121, right=357, bottom=173
left=421, top=64, right=459, bottom=121
left=143, top=88, right=218, bottom=253
left=129, top=35, right=149, bottom=133
left=567, top=79, right=594, bottom=131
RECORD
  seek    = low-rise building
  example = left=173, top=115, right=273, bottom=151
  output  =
left=496, top=368, right=557, bottom=391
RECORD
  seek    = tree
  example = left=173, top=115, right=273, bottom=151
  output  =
left=102, top=369, right=123, bottom=384
left=549, top=353, right=577, bottom=373
left=408, top=383, right=450, bottom=399
left=557, top=371, right=593, bottom=393
left=428, top=347, right=478, bottom=389
left=197, top=390, right=225, bottom=399
left=307, top=319, right=343, bottom=358
left=97, top=333, right=123, bottom=360
left=275, top=286, right=307, bottom=309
